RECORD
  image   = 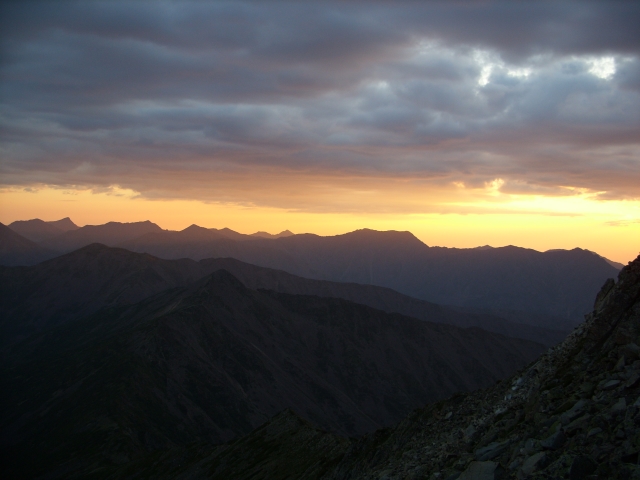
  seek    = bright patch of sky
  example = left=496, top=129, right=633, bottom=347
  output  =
left=485, top=178, right=505, bottom=195
left=587, top=56, right=616, bottom=79
left=473, top=50, right=532, bottom=87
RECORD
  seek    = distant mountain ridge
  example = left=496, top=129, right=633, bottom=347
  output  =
left=251, top=229, right=294, bottom=239
left=8, top=217, right=78, bottom=243
left=43, top=220, right=163, bottom=252
left=0, top=244, right=565, bottom=347
left=1, top=219, right=621, bottom=326
left=119, top=227, right=619, bottom=325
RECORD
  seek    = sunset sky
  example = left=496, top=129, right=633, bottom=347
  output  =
left=1, top=1, right=639, bottom=263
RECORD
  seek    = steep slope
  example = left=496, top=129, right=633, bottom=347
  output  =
left=41, top=220, right=163, bottom=253
left=0, top=222, right=56, bottom=266
left=112, top=410, right=349, bottom=480
left=119, top=228, right=620, bottom=326
left=8, top=217, right=78, bottom=243
left=0, top=270, right=544, bottom=479
left=108, top=255, right=639, bottom=480
left=319, top=254, right=640, bottom=479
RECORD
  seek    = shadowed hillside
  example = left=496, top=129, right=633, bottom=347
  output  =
left=1, top=268, right=544, bottom=479
left=91, top=255, right=640, bottom=480
left=0, top=244, right=566, bottom=348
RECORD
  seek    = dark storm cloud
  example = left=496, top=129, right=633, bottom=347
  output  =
left=1, top=0, right=640, bottom=206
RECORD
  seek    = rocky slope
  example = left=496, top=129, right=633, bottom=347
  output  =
left=100, top=254, right=639, bottom=480
left=319, top=253, right=640, bottom=479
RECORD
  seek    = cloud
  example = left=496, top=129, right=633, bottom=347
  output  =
left=1, top=1, right=640, bottom=211
left=605, top=219, right=640, bottom=227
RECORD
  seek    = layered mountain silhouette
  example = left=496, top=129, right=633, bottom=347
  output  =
left=0, top=244, right=566, bottom=347
left=200, top=257, right=568, bottom=347
left=48, top=254, right=637, bottom=480
left=1, top=259, right=545, bottom=478
left=43, top=220, right=163, bottom=252
left=118, top=227, right=619, bottom=326
left=1, top=220, right=621, bottom=327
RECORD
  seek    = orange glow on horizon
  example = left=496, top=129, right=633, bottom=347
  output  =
left=1, top=185, right=638, bottom=264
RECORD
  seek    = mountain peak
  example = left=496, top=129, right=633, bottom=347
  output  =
left=182, top=224, right=208, bottom=232
left=341, top=228, right=428, bottom=247
left=48, top=217, right=78, bottom=231
left=7, top=217, right=78, bottom=243
left=251, top=229, right=295, bottom=239
left=202, top=268, right=248, bottom=291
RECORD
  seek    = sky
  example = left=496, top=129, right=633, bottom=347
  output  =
left=1, top=1, right=639, bottom=263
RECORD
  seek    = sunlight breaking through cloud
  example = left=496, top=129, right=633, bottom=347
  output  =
left=587, top=56, right=616, bottom=79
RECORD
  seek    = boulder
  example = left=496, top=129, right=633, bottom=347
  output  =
left=621, top=343, right=640, bottom=361
left=611, top=397, right=627, bottom=414
left=475, top=440, right=510, bottom=461
left=561, top=399, right=588, bottom=425
left=521, top=452, right=548, bottom=476
left=540, top=429, right=565, bottom=450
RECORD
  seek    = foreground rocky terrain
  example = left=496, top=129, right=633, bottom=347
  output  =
left=96, top=253, right=639, bottom=479
left=322, top=253, right=640, bottom=479
left=0, top=241, right=634, bottom=479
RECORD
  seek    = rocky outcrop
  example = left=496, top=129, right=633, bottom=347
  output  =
left=323, top=255, right=640, bottom=479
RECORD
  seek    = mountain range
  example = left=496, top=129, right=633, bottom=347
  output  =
left=2, top=246, right=637, bottom=479
left=0, top=244, right=567, bottom=348
left=1, top=246, right=546, bottom=478
left=2, top=219, right=622, bottom=329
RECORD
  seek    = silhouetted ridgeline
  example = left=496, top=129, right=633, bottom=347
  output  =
left=0, top=244, right=563, bottom=347
left=2, top=221, right=621, bottom=326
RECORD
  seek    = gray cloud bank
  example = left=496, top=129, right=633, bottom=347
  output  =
left=1, top=1, right=639, bottom=207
